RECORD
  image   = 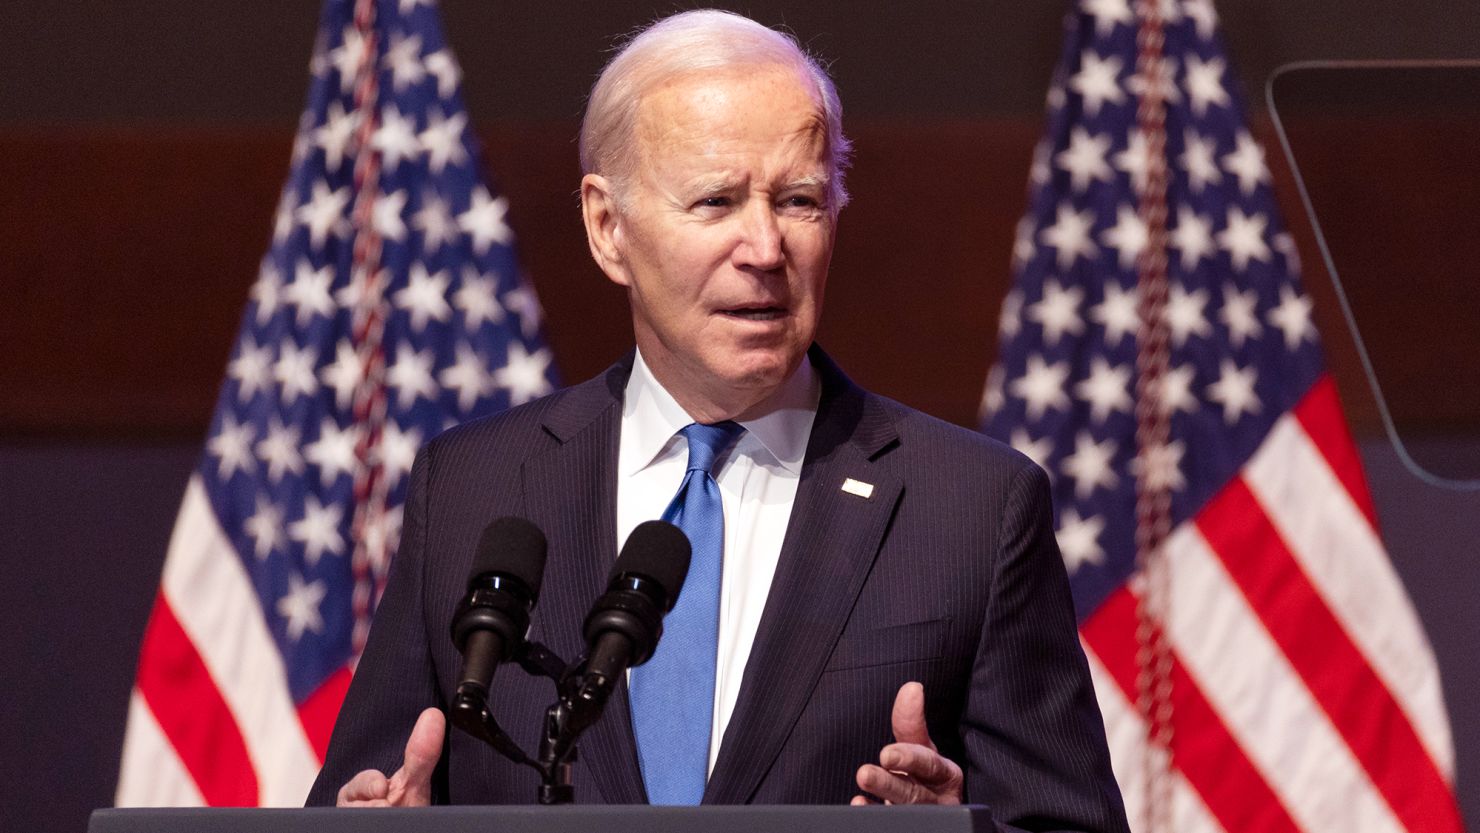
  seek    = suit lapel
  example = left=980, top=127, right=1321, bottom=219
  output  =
left=704, top=348, right=902, bottom=804
left=520, top=358, right=648, bottom=805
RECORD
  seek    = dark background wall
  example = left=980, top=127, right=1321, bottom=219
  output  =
left=2, top=3, right=1478, bottom=833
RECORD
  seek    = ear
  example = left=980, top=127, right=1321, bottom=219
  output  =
left=580, top=173, right=631, bottom=288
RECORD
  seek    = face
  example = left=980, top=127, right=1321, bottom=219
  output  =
left=583, top=64, right=837, bottom=420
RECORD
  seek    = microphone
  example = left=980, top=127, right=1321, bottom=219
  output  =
left=450, top=516, right=548, bottom=702
left=573, top=520, right=692, bottom=717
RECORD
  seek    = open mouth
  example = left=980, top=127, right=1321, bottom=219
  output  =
left=720, top=306, right=786, bottom=321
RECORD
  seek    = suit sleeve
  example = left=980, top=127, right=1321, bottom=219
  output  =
left=305, top=447, right=450, bottom=805
left=960, top=461, right=1130, bottom=833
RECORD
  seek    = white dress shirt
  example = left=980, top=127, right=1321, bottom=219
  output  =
left=616, top=349, right=820, bottom=775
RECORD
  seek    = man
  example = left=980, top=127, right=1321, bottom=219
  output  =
left=308, top=11, right=1128, bottom=830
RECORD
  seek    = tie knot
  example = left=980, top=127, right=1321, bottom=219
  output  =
left=678, top=421, right=742, bottom=474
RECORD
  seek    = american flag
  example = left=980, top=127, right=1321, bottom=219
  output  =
left=981, top=1, right=1462, bottom=832
left=115, top=0, right=557, bottom=806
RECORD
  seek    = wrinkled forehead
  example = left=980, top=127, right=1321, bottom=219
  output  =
left=630, top=63, right=829, bottom=164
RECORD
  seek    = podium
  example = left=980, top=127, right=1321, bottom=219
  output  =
left=90, top=805, right=997, bottom=833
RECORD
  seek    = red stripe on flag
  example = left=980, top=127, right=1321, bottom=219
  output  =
left=1197, top=477, right=1465, bottom=833
left=134, top=593, right=259, bottom=806
left=297, top=664, right=353, bottom=763
left=1082, top=587, right=1302, bottom=833
left=1293, top=376, right=1379, bottom=527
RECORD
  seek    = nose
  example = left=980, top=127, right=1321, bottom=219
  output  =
left=732, top=200, right=785, bottom=272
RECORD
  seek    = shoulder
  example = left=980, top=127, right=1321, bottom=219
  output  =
left=418, top=359, right=626, bottom=476
left=867, top=390, right=1042, bottom=483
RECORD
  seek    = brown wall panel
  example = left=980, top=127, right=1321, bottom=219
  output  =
left=1, top=118, right=1468, bottom=439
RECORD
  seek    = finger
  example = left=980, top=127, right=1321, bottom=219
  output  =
left=878, top=742, right=962, bottom=789
left=337, top=769, right=389, bottom=806
left=850, top=794, right=877, bottom=806
left=387, top=708, right=445, bottom=806
left=890, top=681, right=935, bottom=751
left=855, top=763, right=934, bottom=806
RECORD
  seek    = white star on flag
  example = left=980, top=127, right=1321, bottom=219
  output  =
left=304, top=419, right=361, bottom=487
left=1179, top=129, right=1222, bottom=193
left=493, top=342, right=556, bottom=406
left=256, top=417, right=305, bottom=483
left=1027, top=279, right=1086, bottom=345
left=424, top=49, right=462, bottom=99
left=244, top=495, right=285, bottom=561
left=420, top=109, right=470, bottom=174
left=382, top=33, right=426, bottom=91
left=1100, top=204, right=1148, bottom=270
left=1157, top=363, right=1199, bottom=416
left=455, top=269, right=506, bottom=329
left=1132, top=438, right=1187, bottom=492
left=458, top=187, right=514, bottom=255
left=502, top=284, right=546, bottom=338
left=1184, top=54, right=1231, bottom=116
left=1113, top=129, right=1152, bottom=194
left=373, top=189, right=410, bottom=243
left=273, top=341, right=321, bottom=404
left=313, top=100, right=358, bottom=172
left=1010, top=428, right=1055, bottom=471
left=1056, top=128, right=1115, bottom=192
left=1081, top=0, right=1132, bottom=36
left=1062, top=432, right=1119, bottom=498
left=1269, top=285, right=1316, bottom=350
left=289, top=495, right=347, bottom=566
left=1056, top=508, right=1106, bottom=574
left=328, top=27, right=368, bottom=94
left=319, top=340, right=364, bottom=410
left=412, top=191, right=459, bottom=254
left=394, top=264, right=454, bottom=332
left=1010, top=355, right=1072, bottom=420
left=1222, top=131, right=1270, bottom=195
left=1220, top=283, right=1263, bottom=347
left=1206, top=359, right=1262, bottom=423
left=295, top=182, right=351, bottom=250
left=1074, top=357, right=1133, bottom=423
left=1068, top=50, right=1126, bottom=117
left=386, top=344, right=438, bottom=408
left=1090, top=282, right=1139, bottom=346
left=1171, top=205, right=1216, bottom=270
left=207, top=416, right=256, bottom=479
left=277, top=572, right=327, bottom=642
left=228, top=336, right=274, bottom=402
left=439, top=344, right=493, bottom=412
left=373, top=105, right=424, bottom=172
left=1166, top=283, right=1213, bottom=347
left=378, top=421, right=423, bottom=488
left=1041, top=204, right=1099, bottom=270
left=1217, top=207, right=1272, bottom=271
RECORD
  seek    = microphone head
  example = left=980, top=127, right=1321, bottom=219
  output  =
left=470, top=516, right=548, bottom=600
left=610, top=520, right=691, bottom=612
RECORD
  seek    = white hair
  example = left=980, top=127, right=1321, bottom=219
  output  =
left=579, top=9, right=852, bottom=210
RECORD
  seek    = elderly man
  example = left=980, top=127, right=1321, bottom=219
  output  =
left=308, top=10, right=1128, bottom=831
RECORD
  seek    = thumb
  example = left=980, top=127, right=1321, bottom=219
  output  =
left=890, top=681, right=936, bottom=751
left=390, top=707, right=445, bottom=805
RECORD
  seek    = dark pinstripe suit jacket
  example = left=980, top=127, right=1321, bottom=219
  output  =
left=308, top=347, right=1129, bottom=833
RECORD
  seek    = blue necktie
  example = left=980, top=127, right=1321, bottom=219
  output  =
left=629, top=420, right=743, bottom=805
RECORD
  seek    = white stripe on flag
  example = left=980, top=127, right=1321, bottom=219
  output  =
left=1166, top=523, right=1403, bottom=833
left=115, top=690, right=206, bottom=807
left=1244, top=415, right=1454, bottom=779
left=160, top=475, right=321, bottom=806
left=1082, top=644, right=1223, bottom=833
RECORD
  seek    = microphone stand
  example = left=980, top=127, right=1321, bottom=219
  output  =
left=447, top=639, right=588, bottom=805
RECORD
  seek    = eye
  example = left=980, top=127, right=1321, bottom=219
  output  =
left=696, top=196, right=730, bottom=209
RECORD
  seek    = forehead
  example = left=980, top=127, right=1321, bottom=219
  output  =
left=631, top=64, right=828, bottom=172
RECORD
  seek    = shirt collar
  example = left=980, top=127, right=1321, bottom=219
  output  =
left=620, top=349, right=820, bottom=477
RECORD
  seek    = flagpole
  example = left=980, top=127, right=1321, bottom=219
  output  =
left=343, top=0, right=392, bottom=659
left=1130, top=0, right=1175, bottom=830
